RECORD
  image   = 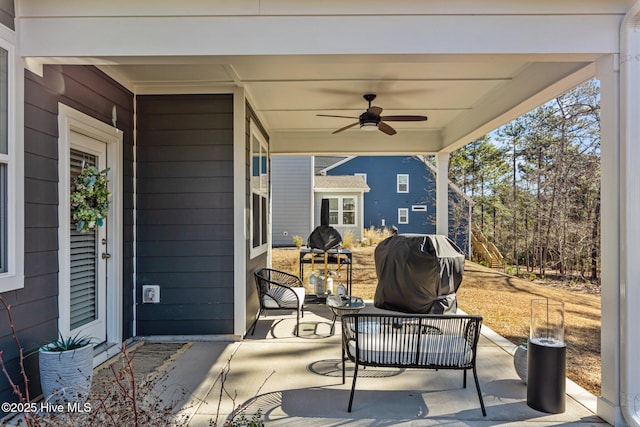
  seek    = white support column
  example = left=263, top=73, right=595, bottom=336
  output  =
left=233, top=87, right=247, bottom=337
left=436, top=152, right=449, bottom=236
left=596, top=54, right=623, bottom=426
left=619, top=4, right=640, bottom=426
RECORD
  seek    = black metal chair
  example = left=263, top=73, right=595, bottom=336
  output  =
left=248, top=268, right=306, bottom=337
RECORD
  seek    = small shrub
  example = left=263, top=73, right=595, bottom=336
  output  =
left=341, top=229, right=355, bottom=249
left=363, top=226, right=392, bottom=246
left=292, top=235, right=304, bottom=249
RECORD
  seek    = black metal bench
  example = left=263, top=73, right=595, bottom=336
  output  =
left=341, top=313, right=486, bottom=415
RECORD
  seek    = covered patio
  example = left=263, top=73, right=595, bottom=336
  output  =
left=9, top=1, right=640, bottom=425
left=156, top=302, right=602, bottom=426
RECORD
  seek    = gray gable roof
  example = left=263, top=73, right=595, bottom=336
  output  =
left=314, top=175, right=370, bottom=192
left=315, top=156, right=349, bottom=175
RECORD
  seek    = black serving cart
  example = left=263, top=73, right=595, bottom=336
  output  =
left=299, top=248, right=353, bottom=297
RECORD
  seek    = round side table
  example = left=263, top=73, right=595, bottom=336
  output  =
left=326, top=295, right=365, bottom=334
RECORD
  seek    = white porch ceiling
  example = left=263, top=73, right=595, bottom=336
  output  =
left=96, top=54, right=595, bottom=155
left=18, top=0, right=629, bottom=155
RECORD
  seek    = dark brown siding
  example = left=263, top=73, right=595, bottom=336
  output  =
left=0, top=65, right=134, bottom=407
left=0, top=0, right=14, bottom=30
left=245, top=103, right=268, bottom=332
left=136, top=94, right=234, bottom=335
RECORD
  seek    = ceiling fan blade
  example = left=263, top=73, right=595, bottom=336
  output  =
left=332, top=122, right=359, bottom=134
left=368, top=106, right=383, bottom=116
left=378, top=121, right=397, bottom=135
left=317, top=114, right=359, bottom=119
left=380, top=115, right=428, bottom=122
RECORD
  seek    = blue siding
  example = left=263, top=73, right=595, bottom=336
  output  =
left=326, top=156, right=470, bottom=253
left=327, top=156, right=435, bottom=232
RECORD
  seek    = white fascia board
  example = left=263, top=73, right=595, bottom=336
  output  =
left=313, top=188, right=367, bottom=193
left=18, top=15, right=622, bottom=58
left=15, top=0, right=634, bottom=17
left=442, top=62, right=596, bottom=152
left=318, top=156, right=356, bottom=175
left=271, top=130, right=441, bottom=156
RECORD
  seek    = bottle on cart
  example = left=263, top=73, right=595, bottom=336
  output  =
left=310, top=271, right=323, bottom=296
left=327, top=276, right=334, bottom=294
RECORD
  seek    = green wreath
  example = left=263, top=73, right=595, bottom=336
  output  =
left=70, top=166, right=111, bottom=232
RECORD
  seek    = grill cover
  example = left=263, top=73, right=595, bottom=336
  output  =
left=373, top=234, right=464, bottom=314
left=307, top=225, right=342, bottom=251
left=307, top=198, right=342, bottom=251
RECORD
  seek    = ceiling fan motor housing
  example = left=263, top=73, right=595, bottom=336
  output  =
left=359, top=111, right=381, bottom=126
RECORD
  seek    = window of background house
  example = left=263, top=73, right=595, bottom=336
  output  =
left=250, top=123, right=269, bottom=257
left=397, top=174, right=409, bottom=193
left=398, top=208, right=409, bottom=224
left=328, top=196, right=356, bottom=226
left=342, top=197, right=356, bottom=225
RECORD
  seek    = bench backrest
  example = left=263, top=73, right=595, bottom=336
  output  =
left=341, top=313, right=482, bottom=369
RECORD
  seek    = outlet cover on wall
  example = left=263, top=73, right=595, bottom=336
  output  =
left=142, top=285, right=160, bottom=303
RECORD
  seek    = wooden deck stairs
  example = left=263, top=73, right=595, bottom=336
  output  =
left=471, top=224, right=504, bottom=269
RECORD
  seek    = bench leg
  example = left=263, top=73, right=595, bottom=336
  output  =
left=463, top=369, right=467, bottom=388
left=330, top=313, right=337, bottom=335
left=472, top=366, right=487, bottom=416
left=246, top=308, right=263, bottom=337
left=342, top=346, right=346, bottom=384
left=348, top=362, right=359, bottom=412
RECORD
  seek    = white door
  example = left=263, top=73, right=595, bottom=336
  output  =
left=58, top=104, right=123, bottom=356
left=68, top=132, right=109, bottom=344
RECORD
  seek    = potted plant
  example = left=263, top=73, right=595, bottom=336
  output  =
left=39, top=333, right=94, bottom=404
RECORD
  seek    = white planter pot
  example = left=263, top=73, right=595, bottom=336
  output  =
left=39, top=344, right=93, bottom=404
left=513, top=344, right=528, bottom=383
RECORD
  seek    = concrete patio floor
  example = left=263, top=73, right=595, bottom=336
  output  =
left=155, top=303, right=606, bottom=426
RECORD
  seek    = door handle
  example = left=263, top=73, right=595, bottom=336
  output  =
left=102, top=253, right=111, bottom=260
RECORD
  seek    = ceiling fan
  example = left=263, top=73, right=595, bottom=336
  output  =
left=317, top=94, right=428, bottom=135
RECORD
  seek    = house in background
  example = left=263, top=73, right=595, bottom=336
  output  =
left=272, top=156, right=471, bottom=253
left=271, top=156, right=370, bottom=245
left=322, top=156, right=472, bottom=253
left=313, top=175, right=370, bottom=242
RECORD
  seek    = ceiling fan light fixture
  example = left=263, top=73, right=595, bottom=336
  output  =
left=360, top=121, right=378, bottom=130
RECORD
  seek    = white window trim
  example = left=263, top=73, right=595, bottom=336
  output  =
left=412, top=205, right=427, bottom=212
left=0, top=25, right=25, bottom=293
left=327, top=196, right=357, bottom=226
left=354, top=173, right=367, bottom=184
left=249, top=120, right=269, bottom=259
left=397, top=174, right=409, bottom=193
left=398, top=208, right=409, bottom=224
